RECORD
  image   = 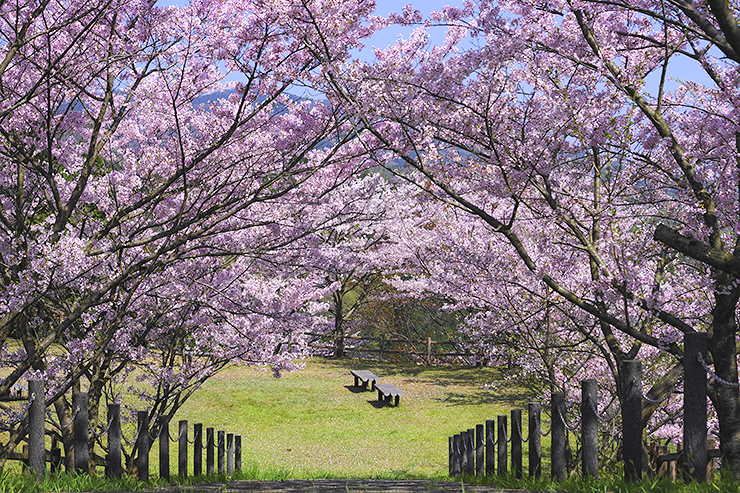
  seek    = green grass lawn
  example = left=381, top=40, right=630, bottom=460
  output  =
left=170, top=358, right=535, bottom=479
left=0, top=356, right=543, bottom=490
left=5, top=358, right=737, bottom=493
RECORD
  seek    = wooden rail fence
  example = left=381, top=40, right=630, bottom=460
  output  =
left=304, top=332, right=475, bottom=364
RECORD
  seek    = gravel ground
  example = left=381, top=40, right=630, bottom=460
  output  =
left=100, top=479, right=546, bottom=493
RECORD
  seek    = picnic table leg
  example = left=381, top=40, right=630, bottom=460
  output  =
left=354, top=376, right=359, bottom=387
left=371, top=380, right=376, bottom=391
left=378, top=389, right=383, bottom=404
left=394, top=395, right=400, bottom=407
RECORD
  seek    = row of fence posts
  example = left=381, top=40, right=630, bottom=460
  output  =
left=19, top=380, right=242, bottom=481
left=448, top=406, right=534, bottom=478
left=449, top=332, right=713, bottom=483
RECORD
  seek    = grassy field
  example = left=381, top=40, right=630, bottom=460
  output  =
left=6, top=358, right=739, bottom=492
left=168, top=357, right=536, bottom=479
left=0, top=356, right=540, bottom=486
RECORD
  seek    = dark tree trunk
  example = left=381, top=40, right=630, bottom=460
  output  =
left=54, top=399, right=75, bottom=472
left=709, top=282, right=740, bottom=475
left=332, top=291, right=345, bottom=358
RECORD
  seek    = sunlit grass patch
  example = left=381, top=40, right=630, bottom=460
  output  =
left=171, top=358, right=521, bottom=479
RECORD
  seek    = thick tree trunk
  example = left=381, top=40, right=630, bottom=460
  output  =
left=54, top=399, right=75, bottom=472
left=654, top=225, right=740, bottom=475
left=709, top=287, right=740, bottom=475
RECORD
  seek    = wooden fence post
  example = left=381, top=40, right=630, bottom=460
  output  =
left=28, top=379, right=45, bottom=479
left=485, top=419, right=495, bottom=475
left=159, top=415, right=170, bottom=481
left=235, top=435, right=242, bottom=472
left=653, top=441, right=668, bottom=478
left=707, top=437, right=717, bottom=483
left=453, top=433, right=462, bottom=476
left=466, top=428, right=475, bottom=475
left=497, top=415, right=507, bottom=476
left=136, top=410, right=149, bottom=482
left=106, top=403, right=122, bottom=478
left=582, top=379, right=598, bottom=479
left=206, top=427, right=215, bottom=475
left=194, top=423, right=203, bottom=476
left=673, top=443, right=682, bottom=481
left=22, top=444, right=28, bottom=475
left=528, top=402, right=541, bottom=478
left=73, top=392, right=90, bottom=474
left=179, top=420, right=188, bottom=478
left=227, top=433, right=234, bottom=475
left=218, top=430, right=225, bottom=474
left=623, top=360, right=642, bottom=482
left=460, top=430, right=469, bottom=475
left=50, top=440, right=62, bottom=474
left=551, top=392, right=566, bottom=481
left=475, top=424, right=484, bottom=475
left=448, top=436, right=453, bottom=476
left=683, top=332, right=707, bottom=482
left=379, top=335, right=385, bottom=362
left=511, top=409, right=523, bottom=479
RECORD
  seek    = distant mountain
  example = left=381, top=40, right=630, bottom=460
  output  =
left=193, top=90, right=321, bottom=108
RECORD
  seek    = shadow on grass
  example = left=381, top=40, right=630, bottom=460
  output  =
left=321, top=357, right=535, bottom=407
left=324, top=357, right=496, bottom=381
left=434, top=391, right=495, bottom=406
left=434, top=388, right=532, bottom=407
left=368, top=399, right=387, bottom=409
left=344, top=385, right=372, bottom=394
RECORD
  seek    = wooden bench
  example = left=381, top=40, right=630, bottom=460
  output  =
left=0, top=382, right=26, bottom=401
left=375, top=383, right=404, bottom=407
left=350, top=370, right=379, bottom=390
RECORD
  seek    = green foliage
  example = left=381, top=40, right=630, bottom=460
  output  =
left=351, top=291, right=472, bottom=364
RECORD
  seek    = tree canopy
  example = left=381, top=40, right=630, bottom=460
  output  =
left=3, top=0, right=740, bottom=476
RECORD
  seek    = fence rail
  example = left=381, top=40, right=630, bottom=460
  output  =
left=303, top=332, right=475, bottom=363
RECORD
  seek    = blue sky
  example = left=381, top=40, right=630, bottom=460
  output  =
left=154, top=0, right=710, bottom=91
left=359, top=1, right=456, bottom=57
left=156, top=0, right=456, bottom=59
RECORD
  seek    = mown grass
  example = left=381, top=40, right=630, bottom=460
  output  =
left=4, top=358, right=734, bottom=492
left=1, top=357, right=533, bottom=490
left=171, top=358, right=526, bottom=478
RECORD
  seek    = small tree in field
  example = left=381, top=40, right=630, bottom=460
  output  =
left=296, top=174, right=397, bottom=358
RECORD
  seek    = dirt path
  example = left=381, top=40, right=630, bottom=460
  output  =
left=102, top=479, right=547, bottom=493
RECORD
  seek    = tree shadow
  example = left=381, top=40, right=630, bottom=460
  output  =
left=324, top=357, right=536, bottom=407
left=434, top=388, right=532, bottom=407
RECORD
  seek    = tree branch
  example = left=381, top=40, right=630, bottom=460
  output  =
left=654, top=224, right=740, bottom=278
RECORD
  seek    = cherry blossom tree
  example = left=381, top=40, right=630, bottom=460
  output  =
left=323, top=0, right=740, bottom=473
left=0, top=0, right=380, bottom=469
left=296, top=174, right=423, bottom=358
